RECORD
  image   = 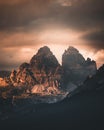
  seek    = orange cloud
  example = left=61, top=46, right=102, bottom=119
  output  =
left=94, top=50, right=104, bottom=68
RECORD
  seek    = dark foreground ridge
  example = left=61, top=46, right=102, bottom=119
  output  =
left=0, top=83, right=104, bottom=130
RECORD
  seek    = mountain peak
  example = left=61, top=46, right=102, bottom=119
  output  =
left=37, top=46, right=52, bottom=56
left=19, top=62, right=30, bottom=70
left=65, top=46, right=79, bottom=55
left=62, top=46, right=85, bottom=67
left=62, top=46, right=97, bottom=85
left=30, top=46, right=60, bottom=75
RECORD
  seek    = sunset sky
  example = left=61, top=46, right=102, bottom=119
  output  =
left=0, top=0, right=104, bottom=70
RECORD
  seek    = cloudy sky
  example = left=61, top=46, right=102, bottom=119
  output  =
left=0, top=0, right=104, bottom=70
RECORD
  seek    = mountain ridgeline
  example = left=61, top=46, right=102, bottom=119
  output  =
left=0, top=46, right=97, bottom=94
left=0, top=46, right=104, bottom=130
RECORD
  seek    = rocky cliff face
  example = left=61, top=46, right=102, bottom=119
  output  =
left=62, top=47, right=85, bottom=68
left=73, top=64, right=104, bottom=94
left=6, top=46, right=63, bottom=95
left=30, top=46, right=61, bottom=75
left=30, top=46, right=63, bottom=94
left=10, top=63, right=37, bottom=88
left=62, top=46, right=97, bottom=86
left=0, top=78, right=9, bottom=87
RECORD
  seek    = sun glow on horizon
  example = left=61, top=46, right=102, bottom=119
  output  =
left=39, top=29, right=80, bottom=44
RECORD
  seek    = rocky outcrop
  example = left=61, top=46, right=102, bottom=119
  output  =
left=32, top=84, right=60, bottom=95
left=62, top=47, right=85, bottom=68
left=6, top=46, right=63, bottom=95
left=0, top=78, right=9, bottom=87
left=30, top=46, right=60, bottom=75
left=62, top=46, right=97, bottom=86
left=30, top=46, right=63, bottom=91
left=76, top=64, right=104, bottom=92
left=10, top=63, right=37, bottom=88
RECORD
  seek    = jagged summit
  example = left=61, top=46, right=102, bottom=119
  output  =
left=36, top=46, right=52, bottom=56
left=62, top=46, right=85, bottom=67
left=64, top=46, right=79, bottom=55
left=19, top=62, right=30, bottom=70
left=62, top=46, right=97, bottom=86
left=30, top=46, right=60, bottom=74
left=62, top=46, right=96, bottom=67
left=29, top=46, right=62, bottom=93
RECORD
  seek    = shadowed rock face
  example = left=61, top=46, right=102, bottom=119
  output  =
left=62, top=46, right=97, bottom=86
left=81, top=64, right=104, bottom=91
left=62, top=47, right=85, bottom=68
left=30, top=46, right=63, bottom=93
left=30, top=46, right=60, bottom=75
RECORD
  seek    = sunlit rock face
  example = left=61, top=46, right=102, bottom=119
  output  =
left=0, top=71, right=11, bottom=87
left=62, top=46, right=97, bottom=86
left=10, top=63, right=37, bottom=87
left=7, top=46, right=63, bottom=95
left=32, top=84, right=60, bottom=95
left=0, top=78, right=9, bottom=87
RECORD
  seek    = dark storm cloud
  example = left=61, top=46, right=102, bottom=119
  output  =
left=0, top=0, right=52, bottom=31
left=0, top=0, right=104, bottom=32
left=51, top=0, right=104, bottom=31
left=0, top=0, right=103, bottom=35
left=53, top=0, right=104, bottom=51
left=0, top=0, right=104, bottom=70
left=82, top=30, right=104, bottom=42
left=81, top=30, right=104, bottom=50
